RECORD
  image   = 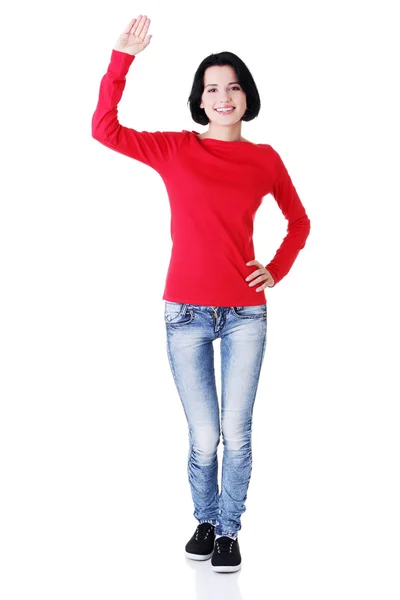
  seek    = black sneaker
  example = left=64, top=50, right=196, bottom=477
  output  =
left=185, top=522, right=215, bottom=560
left=211, top=536, right=242, bottom=572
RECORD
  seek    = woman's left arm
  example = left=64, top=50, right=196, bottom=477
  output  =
left=263, top=150, right=311, bottom=286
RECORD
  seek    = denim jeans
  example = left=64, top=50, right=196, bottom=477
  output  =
left=164, top=301, right=267, bottom=538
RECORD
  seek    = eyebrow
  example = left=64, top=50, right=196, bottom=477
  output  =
left=204, top=82, right=241, bottom=87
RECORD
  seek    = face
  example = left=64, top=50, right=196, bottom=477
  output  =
left=200, top=65, right=247, bottom=124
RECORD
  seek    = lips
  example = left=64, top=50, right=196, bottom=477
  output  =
left=215, top=107, right=235, bottom=114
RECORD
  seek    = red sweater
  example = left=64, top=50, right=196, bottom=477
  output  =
left=92, top=49, right=311, bottom=306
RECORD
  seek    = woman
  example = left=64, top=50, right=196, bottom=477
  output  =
left=92, top=14, right=311, bottom=573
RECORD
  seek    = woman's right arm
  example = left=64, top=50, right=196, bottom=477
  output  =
left=91, top=15, right=184, bottom=170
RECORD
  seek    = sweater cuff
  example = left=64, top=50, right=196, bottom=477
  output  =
left=110, top=49, right=136, bottom=75
left=265, top=265, right=278, bottom=287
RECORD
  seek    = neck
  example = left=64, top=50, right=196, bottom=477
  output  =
left=203, top=122, right=244, bottom=142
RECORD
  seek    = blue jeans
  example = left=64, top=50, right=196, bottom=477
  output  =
left=164, top=301, right=267, bottom=538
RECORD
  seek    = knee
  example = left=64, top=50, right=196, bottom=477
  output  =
left=191, top=428, right=220, bottom=462
left=221, top=419, right=252, bottom=452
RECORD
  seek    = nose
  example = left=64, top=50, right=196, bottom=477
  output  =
left=217, top=90, right=232, bottom=102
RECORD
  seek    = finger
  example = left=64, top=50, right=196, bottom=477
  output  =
left=245, top=269, right=262, bottom=281
left=124, top=17, right=137, bottom=34
left=141, top=34, right=152, bottom=48
left=142, top=27, right=151, bottom=47
left=135, top=14, right=149, bottom=38
left=257, top=277, right=274, bottom=291
left=143, top=17, right=151, bottom=33
left=246, top=260, right=261, bottom=267
left=248, top=275, right=267, bottom=286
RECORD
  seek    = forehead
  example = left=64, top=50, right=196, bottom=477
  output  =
left=203, top=64, right=237, bottom=82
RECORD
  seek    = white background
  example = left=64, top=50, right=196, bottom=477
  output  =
left=1, top=0, right=399, bottom=598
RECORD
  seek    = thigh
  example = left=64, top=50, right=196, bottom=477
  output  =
left=164, top=302, right=220, bottom=436
left=220, top=305, right=267, bottom=422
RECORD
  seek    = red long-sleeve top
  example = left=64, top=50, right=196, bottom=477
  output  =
left=92, top=49, right=311, bottom=306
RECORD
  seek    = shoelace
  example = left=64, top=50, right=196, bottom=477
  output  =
left=194, top=524, right=213, bottom=540
left=215, top=537, right=234, bottom=553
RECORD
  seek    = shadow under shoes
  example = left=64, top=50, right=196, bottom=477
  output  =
left=211, top=536, right=242, bottom=573
left=185, top=523, right=216, bottom=560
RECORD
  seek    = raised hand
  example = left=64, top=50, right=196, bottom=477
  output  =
left=114, top=15, right=152, bottom=56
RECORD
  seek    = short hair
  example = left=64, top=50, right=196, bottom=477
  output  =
left=188, top=51, right=261, bottom=126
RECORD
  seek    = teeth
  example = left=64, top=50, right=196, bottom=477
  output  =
left=216, top=108, right=234, bottom=112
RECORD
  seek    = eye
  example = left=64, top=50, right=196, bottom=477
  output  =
left=207, top=86, right=242, bottom=92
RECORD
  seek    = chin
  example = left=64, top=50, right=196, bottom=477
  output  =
left=209, top=113, right=244, bottom=124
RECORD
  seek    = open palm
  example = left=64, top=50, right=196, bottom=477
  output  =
left=114, top=15, right=152, bottom=56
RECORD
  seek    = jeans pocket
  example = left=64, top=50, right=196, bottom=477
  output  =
left=164, top=302, right=195, bottom=326
left=231, top=304, right=267, bottom=319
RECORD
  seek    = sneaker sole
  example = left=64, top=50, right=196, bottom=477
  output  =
left=185, top=550, right=214, bottom=561
left=211, top=563, right=242, bottom=573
